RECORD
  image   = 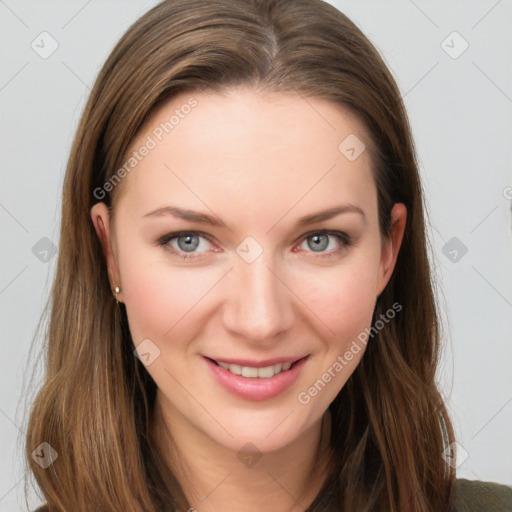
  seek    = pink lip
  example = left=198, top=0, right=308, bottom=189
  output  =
left=203, top=355, right=309, bottom=401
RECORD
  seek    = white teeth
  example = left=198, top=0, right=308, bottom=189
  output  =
left=241, top=366, right=258, bottom=378
left=215, top=360, right=295, bottom=378
left=228, top=364, right=242, bottom=375
left=257, top=365, right=275, bottom=378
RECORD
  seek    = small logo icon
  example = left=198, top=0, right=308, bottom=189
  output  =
left=442, top=237, right=468, bottom=263
left=338, top=134, right=366, bottom=161
left=237, top=442, right=262, bottom=468
left=134, top=338, right=161, bottom=366
left=236, top=236, right=263, bottom=264
left=32, top=442, right=58, bottom=469
left=31, top=31, right=59, bottom=59
left=442, top=441, right=469, bottom=469
left=441, top=32, right=469, bottom=59
left=32, top=237, right=57, bottom=263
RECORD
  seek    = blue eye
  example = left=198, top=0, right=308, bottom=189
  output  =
left=298, top=230, right=353, bottom=257
left=174, top=234, right=201, bottom=252
left=305, top=233, right=331, bottom=252
left=157, top=231, right=214, bottom=258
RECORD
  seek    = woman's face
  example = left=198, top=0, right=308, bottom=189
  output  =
left=92, top=87, right=406, bottom=453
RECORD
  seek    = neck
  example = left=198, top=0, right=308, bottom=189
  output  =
left=153, top=393, right=332, bottom=512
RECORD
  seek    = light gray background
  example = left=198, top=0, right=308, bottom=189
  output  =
left=1, top=0, right=511, bottom=510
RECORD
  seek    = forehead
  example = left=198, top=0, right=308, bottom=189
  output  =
left=114, top=87, right=377, bottom=227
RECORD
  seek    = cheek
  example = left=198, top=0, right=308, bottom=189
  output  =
left=117, top=242, right=216, bottom=345
left=292, top=256, right=379, bottom=342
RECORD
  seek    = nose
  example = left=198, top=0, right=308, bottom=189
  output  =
left=221, top=256, right=295, bottom=344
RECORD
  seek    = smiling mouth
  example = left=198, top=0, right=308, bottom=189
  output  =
left=206, top=356, right=307, bottom=379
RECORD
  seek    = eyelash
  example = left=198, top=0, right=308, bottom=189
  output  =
left=156, top=230, right=354, bottom=261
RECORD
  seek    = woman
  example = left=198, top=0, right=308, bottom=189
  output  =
left=25, top=0, right=512, bottom=511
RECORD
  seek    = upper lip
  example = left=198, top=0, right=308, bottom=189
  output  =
left=204, top=354, right=309, bottom=368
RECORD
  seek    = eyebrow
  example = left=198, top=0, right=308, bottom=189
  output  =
left=296, top=205, right=366, bottom=226
left=143, top=204, right=366, bottom=227
left=143, top=206, right=225, bottom=226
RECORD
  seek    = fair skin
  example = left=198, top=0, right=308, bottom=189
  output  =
left=91, top=87, right=406, bottom=511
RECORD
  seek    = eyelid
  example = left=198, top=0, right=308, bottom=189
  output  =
left=294, top=228, right=352, bottom=245
left=156, top=230, right=220, bottom=261
left=293, top=229, right=353, bottom=256
left=156, top=230, right=216, bottom=246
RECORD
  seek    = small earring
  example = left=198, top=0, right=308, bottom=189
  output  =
left=114, top=286, right=121, bottom=304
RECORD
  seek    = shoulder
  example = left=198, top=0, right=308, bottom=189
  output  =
left=32, top=481, right=512, bottom=512
left=456, top=478, right=512, bottom=511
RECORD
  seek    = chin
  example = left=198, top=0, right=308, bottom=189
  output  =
left=201, top=408, right=319, bottom=454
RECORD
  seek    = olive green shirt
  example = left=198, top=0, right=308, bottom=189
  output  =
left=455, top=479, right=512, bottom=511
left=33, top=479, right=512, bottom=511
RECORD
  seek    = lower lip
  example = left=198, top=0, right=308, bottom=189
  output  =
left=204, top=356, right=308, bottom=401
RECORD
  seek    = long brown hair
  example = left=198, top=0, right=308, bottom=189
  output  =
left=25, top=0, right=456, bottom=510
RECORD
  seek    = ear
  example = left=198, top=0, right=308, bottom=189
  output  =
left=90, top=202, right=123, bottom=303
left=376, top=203, right=407, bottom=297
